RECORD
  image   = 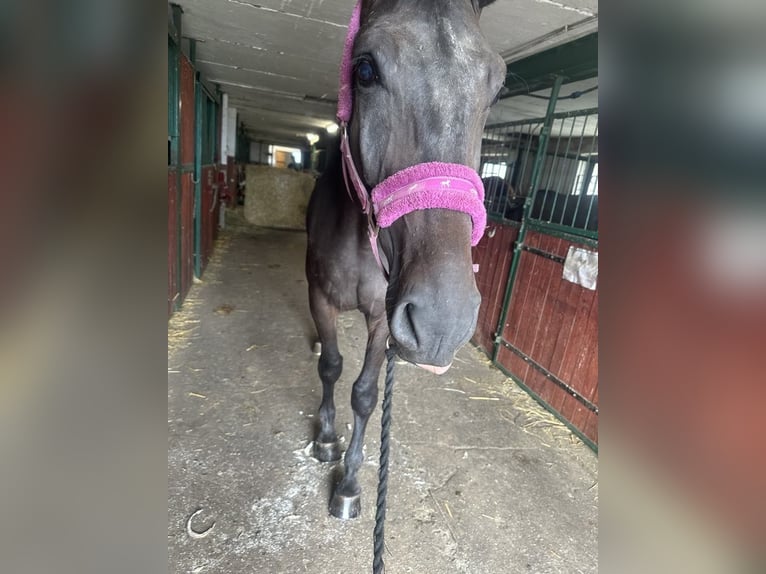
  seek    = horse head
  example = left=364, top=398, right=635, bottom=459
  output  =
left=345, top=0, right=505, bottom=371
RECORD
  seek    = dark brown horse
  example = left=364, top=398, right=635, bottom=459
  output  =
left=305, top=0, right=504, bottom=519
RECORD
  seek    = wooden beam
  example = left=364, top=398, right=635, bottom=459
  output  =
left=502, top=32, right=598, bottom=99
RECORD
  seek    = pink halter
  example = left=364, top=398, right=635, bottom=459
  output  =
left=337, top=2, right=487, bottom=276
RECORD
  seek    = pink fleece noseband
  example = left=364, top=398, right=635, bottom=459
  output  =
left=337, top=2, right=487, bottom=275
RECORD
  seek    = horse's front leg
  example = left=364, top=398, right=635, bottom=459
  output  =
left=309, top=286, right=343, bottom=462
left=329, top=310, right=388, bottom=519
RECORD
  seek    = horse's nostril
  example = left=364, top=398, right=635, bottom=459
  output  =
left=390, top=285, right=480, bottom=361
left=390, top=301, right=419, bottom=352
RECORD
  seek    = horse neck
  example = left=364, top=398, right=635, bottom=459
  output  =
left=309, top=137, right=367, bottom=233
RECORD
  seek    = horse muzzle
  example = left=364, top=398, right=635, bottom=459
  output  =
left=388, top=275, right=481, bottom=374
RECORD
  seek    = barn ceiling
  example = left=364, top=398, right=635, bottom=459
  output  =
left=173, top=0, right=598, bottom=147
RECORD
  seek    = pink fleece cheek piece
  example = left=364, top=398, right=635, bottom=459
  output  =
left=337, top=1, right=361, bottom=123
left=371, top=163, right=488, bottom=246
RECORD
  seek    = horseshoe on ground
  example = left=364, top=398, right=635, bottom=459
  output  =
left=186, top=508, right=215, bottom=539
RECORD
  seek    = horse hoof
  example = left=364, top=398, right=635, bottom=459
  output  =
left=312, top=440, right=341, bottom=462
left=329, top=492, right=361, bottom=520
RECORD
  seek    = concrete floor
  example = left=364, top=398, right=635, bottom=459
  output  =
left=168, top=212, right=598, bottom=574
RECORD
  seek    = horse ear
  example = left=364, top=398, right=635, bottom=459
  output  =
left=359, top=0, right=377, bottom=23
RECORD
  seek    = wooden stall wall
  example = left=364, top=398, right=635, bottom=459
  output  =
left=169, top=37, right=222, bottom=317
left=226, top=158, right=238, bottom=206
left=471, top=222, right=519, bottom=354
left=200, top=165, right=220, bottom=272
left=178, top=55, right=196, bottom=307
left=495, top=230, right=598, bottom=444
left=168, top=171, right=178, bottom=316
left=180, top=173, right=194, bottom=303
left=476, top=102, right=598, bottom=447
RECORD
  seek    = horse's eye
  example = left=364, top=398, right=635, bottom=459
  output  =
left=355, top=59, right=377, bottom=87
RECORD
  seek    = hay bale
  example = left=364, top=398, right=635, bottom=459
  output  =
left=243, top=165, right=316, bottom=230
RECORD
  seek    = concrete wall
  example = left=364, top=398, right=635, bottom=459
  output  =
left=243, top=165, right=316, bottom=230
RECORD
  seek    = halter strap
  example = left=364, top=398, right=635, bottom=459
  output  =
left=340, top=123, right=387, bottom=275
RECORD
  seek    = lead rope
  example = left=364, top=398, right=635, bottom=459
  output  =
left=373, top=345, right=397, bottom=574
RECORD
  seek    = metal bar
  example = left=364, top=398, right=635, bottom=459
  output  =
left=583, top=122, right=599, bottom=228
left=520, top=245, right=565, bottom=265
left=480, top=125, right=502, bottom=214
left=486, top=107, right=598, bottom=130
left=168, top=4, right=182, bottom=45
left=490, top=359, right=598, bottom=453
left=544, top=117, right=566, bottom=225
left=554, top=116, right=580, bottom=226
left=499, top=339, right=598, bottom=414
left=494, top=141, right=508, bottom=217
left=492, top=75, right=563, bottom=364
left=525, top=219, right=599, bottom=245
left=168, top=41, right=179, bottom=155
left=541, top=117, right=563, bottom=197
left=569, top=113, right=592, bottom=227
left=501, top=32, right=598, bottom=99
left=487, top=214, right=521, bottom=227
left=212, top=95, right=219, bottom=165
left=514, top=122, right=538, bottom=197
left=500, top=16, right=597, bottom=62
left=526, top=76, right=564, bottom=198
left=578, top=120, right=598, bottom=195
left=199, top=81, right=219, bottom=105
left=581, top=158, right=596, bottom=196
left=481, top=123, right=524, bottom=221
left=194, top=73, right=203, bottom=279
left=168, top=33, right=183, bottom=312
left=504, top=139, right=520, bottom=215
left=537, top=148, right=597, bottom=163
left=207, top=99, right=215, bottom=164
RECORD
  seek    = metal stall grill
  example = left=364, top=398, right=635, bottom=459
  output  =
left=481, top=109, right=598, bottom=233
left=472, top=94, right=599, bottom=449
